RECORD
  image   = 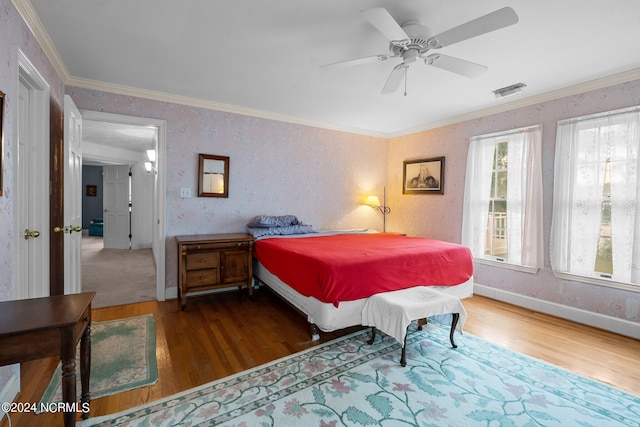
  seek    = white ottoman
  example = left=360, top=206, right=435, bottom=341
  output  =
left=362, top=287, right=467, bottom=366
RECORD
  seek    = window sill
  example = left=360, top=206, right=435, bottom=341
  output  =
left=474, top=258, right=539, bottom=274
left=552, top=271, right=640, bottom=293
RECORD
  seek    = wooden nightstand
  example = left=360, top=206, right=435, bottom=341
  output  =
left=176, top=233, right=254, bottom=310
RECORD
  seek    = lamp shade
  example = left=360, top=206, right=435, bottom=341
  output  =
left=365, top=195, right=381, bottom=207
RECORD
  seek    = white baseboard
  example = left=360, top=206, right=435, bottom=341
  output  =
left=0, top=365, right=20, bottom=423
left=165, top=286, right=178, bottom=300
left=474, top=283, right=640, bottom=340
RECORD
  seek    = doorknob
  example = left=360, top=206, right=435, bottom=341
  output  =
left=53, top=226, right=82, bottom=233
left=24, top=229, right=40, bottom=240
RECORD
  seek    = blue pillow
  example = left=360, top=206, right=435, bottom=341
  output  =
left=247, top=224, right=317, bottom=238
left=246, top=215, right=300, bottom=228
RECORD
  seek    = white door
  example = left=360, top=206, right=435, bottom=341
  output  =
left=15, top=61, right=50, bottom=299
left=103, top=165, right=131, bottom=249
left=64, top=95, right=83, bottom=294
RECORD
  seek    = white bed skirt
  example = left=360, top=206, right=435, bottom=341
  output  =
left=254, top=260, right=474, bottom=333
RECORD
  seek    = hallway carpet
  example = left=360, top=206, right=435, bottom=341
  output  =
left=82, top=236, right=157, bottom=308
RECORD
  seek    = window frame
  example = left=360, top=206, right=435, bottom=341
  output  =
left=462, top=125, right=543, bottom=273
left=550, top=105, right=640, bottom=291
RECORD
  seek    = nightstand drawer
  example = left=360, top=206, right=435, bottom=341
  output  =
left=186, top=241, right=251, bottom=251
left=186, top=268, right=219, bottom=287
left=186, top=252, right=220, bottom=270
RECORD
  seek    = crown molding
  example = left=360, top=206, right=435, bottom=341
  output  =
left=65, top=76, right=389, bottom=138
left=390, top=68, right=640, bottom=139
left=11, top=0, right=70, bottom=81
left=13, top=0, right=640, bottom=140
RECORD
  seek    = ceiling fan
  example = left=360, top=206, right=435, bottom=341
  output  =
left=321, top=7, right=519, bottom=95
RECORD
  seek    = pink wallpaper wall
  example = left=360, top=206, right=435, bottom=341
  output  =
left=66, top=88, right=389, bottom=291
left=388, top=80, right=640, bottom=323
left=0, top=0, right=66, bottom=396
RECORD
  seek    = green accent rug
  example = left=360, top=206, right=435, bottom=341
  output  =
left=40, top=314, right=157, bottom=407
left=81, top=319, right=639, bottom=427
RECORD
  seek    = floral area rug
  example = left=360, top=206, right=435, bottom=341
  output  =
left=39, top=314, right=157, bottom=407
left=81, top=318, right=639, bottom=426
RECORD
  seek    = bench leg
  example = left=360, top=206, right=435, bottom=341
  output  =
left=450, top=313, right=459, bottom=348
left=310, top=323, right=320, bottom=341
left=367, top=327, right=376, bottom=345
left=400, top=334, right=407, bottom=367
left=417, top=318, right=427, bottom=331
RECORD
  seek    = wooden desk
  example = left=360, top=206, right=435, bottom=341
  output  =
left=0, top=292, right=95, bottom=426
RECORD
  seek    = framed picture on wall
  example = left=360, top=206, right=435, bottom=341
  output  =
left=86, top=185, right=97, bottom=197
left=403, top=156, right=445, bottom=195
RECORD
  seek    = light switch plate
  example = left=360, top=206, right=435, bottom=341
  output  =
left=179, top=187, right=191, bottom=198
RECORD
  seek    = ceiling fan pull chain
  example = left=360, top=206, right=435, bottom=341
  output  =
left=404, top=67, right=408, bottom=96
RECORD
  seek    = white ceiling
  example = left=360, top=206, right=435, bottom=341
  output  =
left=20, top=0, right=640, bottom=137
left=83, top=120, right=156, bottom=151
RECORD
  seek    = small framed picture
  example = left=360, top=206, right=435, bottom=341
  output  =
left=86, top=185, right=97, bottom=197
left=403, top=156, right=445, bottom=195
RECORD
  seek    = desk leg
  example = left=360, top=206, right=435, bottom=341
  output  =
left=60, top=327, right=77, bottom=427
left=80, top=317, right=91, bottom=419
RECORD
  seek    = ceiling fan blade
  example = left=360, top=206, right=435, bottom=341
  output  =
left=381, top=63, right=407, bottom=94
left=320, top=54, right=392, bottom=70
left=429, top=7, right=519, bottom=48
left=424, top=54, right=487, bottom=78
left=361, top=8, right=410, bottom=45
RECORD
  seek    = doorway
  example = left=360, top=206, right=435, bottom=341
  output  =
left=80, top=110, right=167, bottom=303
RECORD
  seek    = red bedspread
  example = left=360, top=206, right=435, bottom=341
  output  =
left=254, top=233, right=473, bottom=306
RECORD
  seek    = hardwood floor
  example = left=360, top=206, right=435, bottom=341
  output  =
left=3, top=288, right=639, bottom=426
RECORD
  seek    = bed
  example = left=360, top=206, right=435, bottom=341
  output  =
left=252, top=229, right=474, bottom=339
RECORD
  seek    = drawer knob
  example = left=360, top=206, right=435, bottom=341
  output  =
left=199, top=258, right=205, bottom=263
left=200, top=276, right=205, bottom=280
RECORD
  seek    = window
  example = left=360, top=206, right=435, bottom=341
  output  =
left=462, top=125, right=543, bottom=270
left=486, top=141, right=509, bottom=258
left=551, top=106, right=640, bottom=287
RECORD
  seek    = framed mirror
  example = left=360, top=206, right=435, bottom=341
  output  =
left=198, top=154, right=229, bottom=198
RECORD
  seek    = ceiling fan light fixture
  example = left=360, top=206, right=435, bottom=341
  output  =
left=493, top=82, right=526, bottom=98
left=322, top=7, right=519, bottom=95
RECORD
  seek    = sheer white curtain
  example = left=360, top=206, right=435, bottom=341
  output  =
left=551, top=121, right=607, bottom=275
left=520, top=129, right=544, bottom=267
left=462, top=126, right=543, bottom=268
left=506, top=134, right=524, bottom=263
left=551, top=108, right=640, bottom=284
left=608, top=113, right=640, bottom=283
left=461, top=136, right=496, bottom=257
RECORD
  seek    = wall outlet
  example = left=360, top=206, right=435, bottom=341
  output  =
left=179, top=187, right=192, bottom=198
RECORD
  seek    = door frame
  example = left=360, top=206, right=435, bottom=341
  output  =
left=79, top=110, right=167, bottom=301
left=13, top=50, right=50, bottom=299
